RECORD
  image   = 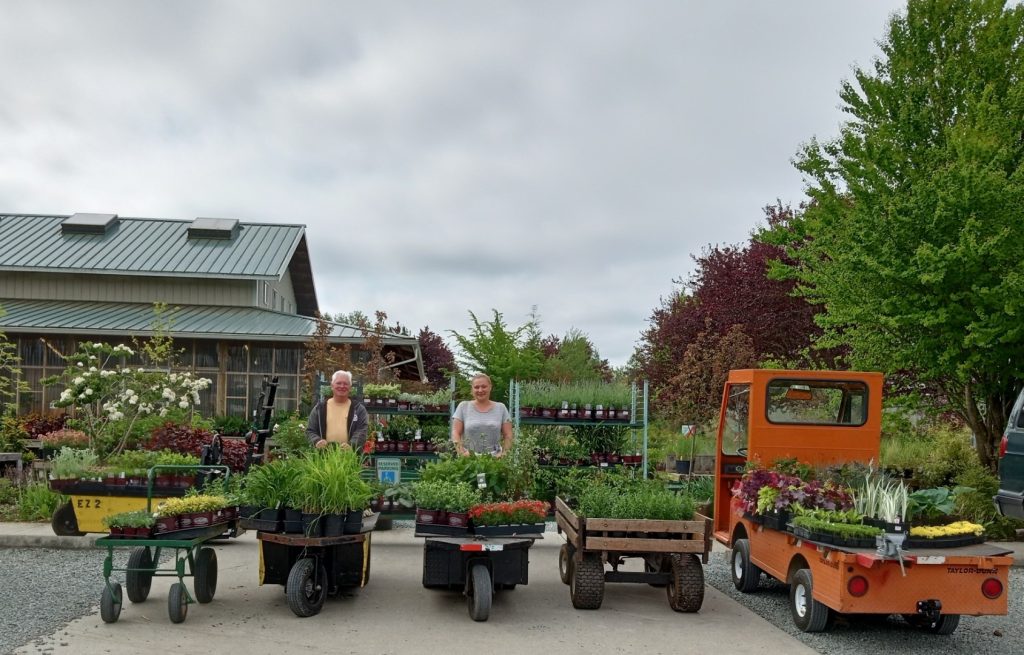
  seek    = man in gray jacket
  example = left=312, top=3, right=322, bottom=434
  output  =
left=306, top=370, right=369, bottom=451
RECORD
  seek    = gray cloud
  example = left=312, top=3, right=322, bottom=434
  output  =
left=0, top=0, right=905, bottom=365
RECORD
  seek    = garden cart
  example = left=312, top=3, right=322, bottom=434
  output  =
left=554, top=497, right=710, bottom=612
left=418, top=531, right=542, bottom=622
left=256, top=517, right=377, bottom=618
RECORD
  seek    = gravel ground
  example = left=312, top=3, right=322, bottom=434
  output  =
left=1, top=544, right=1019, bottom=654
left=704, top=550, right=1022, bottom=655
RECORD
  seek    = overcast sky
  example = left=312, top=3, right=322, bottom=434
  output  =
left=0, top=1, right=906, bottom=366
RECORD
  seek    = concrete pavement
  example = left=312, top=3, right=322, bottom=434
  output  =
left=2, top=522, right=818, bottom=655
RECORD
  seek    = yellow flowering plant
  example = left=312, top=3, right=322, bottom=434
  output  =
left=909, top=521, right=984, bottom=539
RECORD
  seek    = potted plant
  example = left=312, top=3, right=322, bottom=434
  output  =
left=412, top=480, right=451, bottom=525
left=443, top=482, right=481, bottom=528
left=103, top=509, right=155, bottom=538
left=469, top=499, right=547, bottom=536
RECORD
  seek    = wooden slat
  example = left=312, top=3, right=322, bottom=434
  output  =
left=560, top=518, right=579, bottom=549
left=584, top=517, right=706, bottom=534
left=585, top=536, right=706, bottom=554
left=555, top=497, right=579, bottom=531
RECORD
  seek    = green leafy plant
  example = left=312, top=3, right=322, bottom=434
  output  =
left=293, top=447, right=372, bottom=513
left=909, top=486, right=972, bottom=522
left=17, top=483, right=63, bottom=521
left=238, top=457, right=303, bottom=510
left=102, top=509, right=156, bottom=529
left=271, top=414, right=311, bottom=456
left=791, top=514, right=883, bottom=539
left=49, top=447, right=98, bottom=479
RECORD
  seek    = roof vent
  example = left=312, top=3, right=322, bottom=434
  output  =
left=188, top=217, right=240, bottom=240
left=61, top=213, right=119, bottom=235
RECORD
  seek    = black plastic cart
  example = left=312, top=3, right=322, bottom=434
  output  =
left=418, top=531, right=541, bottom=622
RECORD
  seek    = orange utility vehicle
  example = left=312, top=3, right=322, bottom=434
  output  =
left=712, top=369, right=1012, bottom=635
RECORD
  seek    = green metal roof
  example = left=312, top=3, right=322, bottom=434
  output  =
left=0, top=214, right=305, bottom=280
left=0, top=299, right=418, bottom=346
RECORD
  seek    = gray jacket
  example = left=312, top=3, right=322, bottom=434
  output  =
left=306, top=398, right=369, bottom=451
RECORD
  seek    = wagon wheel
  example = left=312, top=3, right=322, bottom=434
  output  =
left=194, top=547, right=218, bottom=603
left=902, top=613, right=960, bottom=635
left=51, top=501, right=83, bottom=536
left=790, top=569, right=831, bottom=632
left=467, top=564, right=492, bottom=622
left=168, top=582, right=188, bottom=624
left=730, top=538, right=762, bottom=593
left=666, top=553, right=704, bottom=612
left=126, top=547, right=154, bottom=603
left=569, top=554, right=604, bottom=610
left=100, top=582, right=122, bottom=623
left=558, top=543, right=575, bottom=585
left=287, top=557, right=327, bottom=617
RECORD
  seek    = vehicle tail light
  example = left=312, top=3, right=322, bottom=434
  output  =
left=999, top=433, right=1008, bottom=458
left=981, top=578, right=1003, bottom=599
left=847, top=576, right=869, bottom=597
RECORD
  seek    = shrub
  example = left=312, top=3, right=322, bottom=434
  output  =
left=40, top=428, right=89, bottom=450
left=20, top=413, right=68, bottom=438
left=916, top=426, right=979, bottom=488
left=214, top=415, right=250, bottom=436
left=271, top=414, right=310, bottom=457
left=144, top=421, right=247, bottom=472
left=18, top=483, right=63, bottom=521
left=0, top=413, right=30, bottom=451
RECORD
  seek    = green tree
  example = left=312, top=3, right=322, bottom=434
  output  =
left=0, top=304, right=25, bottom=413
left=763, top=0, right=1024, bottom=468
left=449, top=310, right=545, bottom=401
left=542, top=328, right=612, bottom=383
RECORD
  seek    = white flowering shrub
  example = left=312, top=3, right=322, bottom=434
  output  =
left=43, top=341, right=211, bottom=455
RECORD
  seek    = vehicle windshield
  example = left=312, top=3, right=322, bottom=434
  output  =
left=766, top=379, right=867, bottom=426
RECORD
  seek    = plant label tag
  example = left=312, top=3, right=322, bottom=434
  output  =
left=600, top=462, right=608, bottom=468
left=484, top=544, right=504, bottom=551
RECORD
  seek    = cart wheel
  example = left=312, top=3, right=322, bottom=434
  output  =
left=168, top=582, right=188, bottom=624
left=125, top=547, right=154, bottom=603
left=667, top=554, right=704, bottom=612
left=790, top=569, right=831, bottom=632
left=51, top=501, right=84, bottom=536
left=468, top=563, right=492, bottom=622
left=569, top=554, right=604, bottom=610
left=730, top=539, right=762, bottom=593
left=100, top=582, right=122, bottom=623
left=194, top=547, right=218, bottom=604
left=287, top=557, right=327, bottom=617
left=902, top=613, right=960, bottom=635
left=558, top=543, right=575, bottom=585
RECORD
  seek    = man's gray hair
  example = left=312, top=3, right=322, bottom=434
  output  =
left=331, top=370, right=353, bottom=383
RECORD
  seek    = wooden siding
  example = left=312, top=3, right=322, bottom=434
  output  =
left=0, top=271, right=256, bottom=307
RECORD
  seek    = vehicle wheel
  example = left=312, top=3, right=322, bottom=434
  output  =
left=569, top=554, right=604, bottom=609
left=790, top=569, right=831, bottom=632
left=902, top=613, right=960, bottom=635
left=558, top=543, right=575, bottom=585
left=125, top=547, right=154, bottom=603
left=287, top=557, right=326, bottom=617
left=468, top=564, right=492, bottom=622
left=194, top=547, right=218, bottom=603
left=51, top=501, right=83, bottom=536
left=731, top=539, right=762, bottom=593
left=168, top=582, right=188, bottom=624
left=100, top=582, right=122, bottom=623
left=667, top=554, right=704, bottom=612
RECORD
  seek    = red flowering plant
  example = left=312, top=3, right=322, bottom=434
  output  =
left=41, top=428, right=90, bottom=449
left=469, top=500, right=547, bottom=526
left=733, top=464, right=853, bottom=516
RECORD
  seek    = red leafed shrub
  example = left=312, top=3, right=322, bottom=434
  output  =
left=22, top=413, right=69, bottom=438
left=41, top=428, right=89, bottom=449
left=144, top=422, right=248, bottom=472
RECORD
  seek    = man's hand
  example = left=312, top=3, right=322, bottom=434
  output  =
left=315, top=439, right=328, bottom=449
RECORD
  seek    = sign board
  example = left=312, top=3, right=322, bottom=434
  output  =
left=376, top=456, right=402, bottom=484
left=681, top=424, right=697, bottom=437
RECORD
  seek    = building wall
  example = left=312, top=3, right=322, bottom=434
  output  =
left=0, top=272, right=258, bottom=307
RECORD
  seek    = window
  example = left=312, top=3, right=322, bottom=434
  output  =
left=721, top=384, right=750, bottom=455
left=765, top=379, right=868, bottom=426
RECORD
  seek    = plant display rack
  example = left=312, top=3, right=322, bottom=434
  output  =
left=510, top=380, right=650, bottom=474
left=555, top=496, right=709, bottom=612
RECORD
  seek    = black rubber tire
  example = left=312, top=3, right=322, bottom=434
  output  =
left=51, top=501, right=83, bottom=536
left=558, top=543, right=575, bottom=585
left=468, top=564, right=492, bottom=622
left=731, top=539, right=762, bottom=593
left=569, top=554, right=604, bottom=610
left=667, top=554, right=704, bottom=612
left=168, top=582, right=188, bottom=624
left=125, top=547, right=154, bottom=603
left=790, top=568, right=831, bottom=632
left=194, top=547, right=217, bottom=604
left=100, top=582, right=122, bottom=623
left=902, top=613, right=960, bottom=635
left=287, top=557, right=326, bottom=617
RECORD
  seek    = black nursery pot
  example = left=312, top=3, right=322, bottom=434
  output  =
left=323, top=513, right=346, bottom=537
left=282, top=507, right=304, bottom=534
left=344, top=509, right=364, bottom=534
left=301, top=512, right=324, bottom=537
